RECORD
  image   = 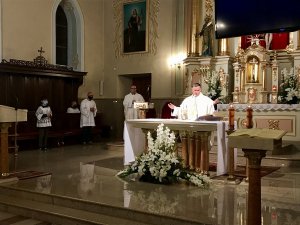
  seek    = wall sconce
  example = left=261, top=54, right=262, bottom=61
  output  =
left=168, top=53, right=186, bottom=70
left=175, top=62, right=182, bottom=69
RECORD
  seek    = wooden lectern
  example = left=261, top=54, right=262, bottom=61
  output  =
left=228, top=128, right=286, bottom=225
left=0, top=105, right=27, bottom=177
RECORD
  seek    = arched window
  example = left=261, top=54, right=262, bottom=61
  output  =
left=53, top=0, right=84, bottom=70
left=56, top=5, right=68, bottom=65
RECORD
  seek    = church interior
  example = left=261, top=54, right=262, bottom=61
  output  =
left=0, top=0, right=299, bottom=224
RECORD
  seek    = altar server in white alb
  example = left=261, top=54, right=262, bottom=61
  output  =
left=36, top=97, right=52, bottom=151
left=123, top=85, right=145, bottom=120
left=80, top=92, right=97, bottom=144
left=168, top=82, right=215, bottom=120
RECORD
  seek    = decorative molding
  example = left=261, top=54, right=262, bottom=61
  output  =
left=113, top=0, right=159, bottom=58
left=1, top=59, right=73, bottom=71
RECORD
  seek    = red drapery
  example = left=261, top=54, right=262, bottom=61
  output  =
left=241, top=33, right=289, bottom=50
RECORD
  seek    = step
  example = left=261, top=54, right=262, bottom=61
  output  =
left=0, top=210, right=50, bottom=225
left=0, top=185, right=205, bottom=225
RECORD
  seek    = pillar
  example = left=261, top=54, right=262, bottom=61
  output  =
left=186, top=0, right=202, bottom=57
left=200, top=131, right=210, bottom=175
left=188, top=132, right=196, bottom=170
left=218, top=38, right=229, bottom=56
left=243, top=149, right=266, bottom=225
left=180, top=131, right=189, bottom=168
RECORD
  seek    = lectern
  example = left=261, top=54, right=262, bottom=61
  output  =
left=228, top=128, right=286, bottom=225
left=0, top=105, right=27, bottom=177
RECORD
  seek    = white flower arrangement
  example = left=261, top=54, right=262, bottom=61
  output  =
left=278, top=68, right=300, bottom=104
left=117, top=123, right=211, bottom=187
left=204, top=71, right=223, bottom=101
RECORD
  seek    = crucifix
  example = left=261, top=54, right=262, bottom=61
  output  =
left=38, top=47, right=45, bottom=57
left=249, top=58, right=258, bottom=83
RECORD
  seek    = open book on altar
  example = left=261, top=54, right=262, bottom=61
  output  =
left=196, top=114, right=223, bottom=121
left=229, top=129, right=287, bottom=140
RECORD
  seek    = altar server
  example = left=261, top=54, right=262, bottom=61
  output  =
left=123, top=85, right=145, bottom=120
left=80, top=92, right=97, bottom=144
left=36, top=97, right=52, bottom=151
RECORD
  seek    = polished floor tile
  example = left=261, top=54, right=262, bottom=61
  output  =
left=0, top=141, right=300, bottom=225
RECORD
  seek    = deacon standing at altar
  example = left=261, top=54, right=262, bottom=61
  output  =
left=123, top=85, right=145, bottom=120
left=168, top=83, right=215, bottom=120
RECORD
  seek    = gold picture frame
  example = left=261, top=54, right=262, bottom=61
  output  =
left=123, top=0, right=148, bottom=54
left=113, top=0, right=159, bottom=57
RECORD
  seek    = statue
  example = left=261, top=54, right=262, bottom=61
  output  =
left=199, top=17, right=214, bottom=56
left=265, top=33, right=273, bottom=50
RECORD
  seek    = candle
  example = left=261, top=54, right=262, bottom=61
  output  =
left=228, top=104, right=235, bottom=130
left=246, top=105, right=253, bottom=129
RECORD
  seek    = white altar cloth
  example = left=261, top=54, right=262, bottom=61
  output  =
left=124, top=119, right=235, bottom=176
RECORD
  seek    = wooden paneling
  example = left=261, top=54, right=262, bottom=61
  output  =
left=0, top=62, right=86, bottom=113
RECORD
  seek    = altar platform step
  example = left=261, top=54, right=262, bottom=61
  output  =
left=0, top=185, right=201, bottom=225
left=209, top=141, right=300, bottom=168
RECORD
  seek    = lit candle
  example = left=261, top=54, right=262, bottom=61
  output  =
left=246, top=105, right=253, bottom=129
left=228, top=104, right=235, bottom=130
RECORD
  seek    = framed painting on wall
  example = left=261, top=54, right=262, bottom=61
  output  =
left=123, top=0, right=148, bottom=54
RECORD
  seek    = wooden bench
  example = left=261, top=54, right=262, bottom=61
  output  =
left=9, top=111, right=102, bottom=150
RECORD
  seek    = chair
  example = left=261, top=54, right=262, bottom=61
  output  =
left=161, top=102, right=175, bottom=119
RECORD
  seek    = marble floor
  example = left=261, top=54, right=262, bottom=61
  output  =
left=0, top=141, right=299, bottom=225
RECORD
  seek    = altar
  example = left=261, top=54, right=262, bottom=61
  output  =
left=217, top=104, right=300, bottom=142
left=124, top=119, right=234, bottom=176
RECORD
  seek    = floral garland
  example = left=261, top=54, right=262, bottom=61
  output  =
left=205, top=70, right=223, bottom=101
left=117, top=123, right=211, bottom=187
left=278, top=68, right=300, bottom=104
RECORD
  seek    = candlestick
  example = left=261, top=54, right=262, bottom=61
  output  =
left=228, top=104, right=235, bottom=130
left=246, top=105, right=253, bottom=129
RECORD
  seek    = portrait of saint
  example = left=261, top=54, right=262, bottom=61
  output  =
left=123, top=1, right=147, bottom=53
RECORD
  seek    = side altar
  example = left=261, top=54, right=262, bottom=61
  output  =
left=217, top=104, right=300, bottom=142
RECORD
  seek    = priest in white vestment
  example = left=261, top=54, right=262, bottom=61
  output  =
left=123, top=85, right=145, bottom=120
left=168, top=82, right=215, bottom=120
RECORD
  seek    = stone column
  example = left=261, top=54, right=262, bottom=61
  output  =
left=297, top=30, right=300, bottom=50
left=200, top=131, right=210, bottom=175
left=195, top=132, right=202, bottom=172
left=243, top=149, right=266, bottom=225
left=180, top=131, right=189, bottom=168
left=226, top=130, right=235, bottom=180
left=186, top=0, right=201, bottom=57
left=218, top=38, right=229, bottom=56
left=188, top=132, right=196, bottom=170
